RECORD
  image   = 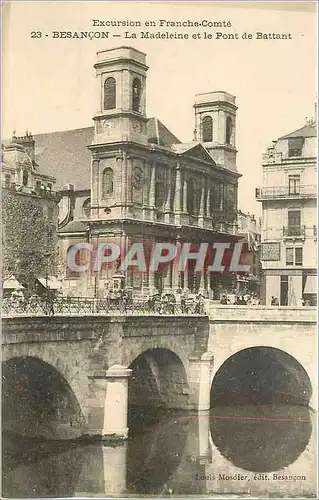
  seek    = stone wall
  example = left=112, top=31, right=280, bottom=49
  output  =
left=205, top=304, right=317, bottom=409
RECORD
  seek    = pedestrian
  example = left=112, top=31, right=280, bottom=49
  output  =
left=220, top=294, right=227, bottom=305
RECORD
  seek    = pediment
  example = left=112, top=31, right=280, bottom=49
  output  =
left=180, top=144, right=216, bottom=164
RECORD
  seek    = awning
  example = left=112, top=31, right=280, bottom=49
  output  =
left=3, top=277, right=24, bottom=290
left=303, top=275, right=317, bottom=295
left=37, top=276, right=62, bottom=290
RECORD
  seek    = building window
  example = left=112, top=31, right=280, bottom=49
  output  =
left=202, top=116, right=213, bottom=142
left=22, top=170, right=29, bottom=187
left=285, top=247, right=294, bottom=266
left=104, top=77, right=116, bottom=110
left=47, top=182, right=52, bottom=191
left=295, top=247, right=303, bottom=266
left=280, top=275, right=289, bottom=306
left=187, top=178, right=200, bottom=215
left=286, top=247, right=303, bottom=266
left=132, top=78, right=141, bottom=112
left=226, top=117, right=232, bottom=145
left=82, top=198, right=91, bottom=218
left=210, top=184, right=219, bottom=213
left=155, top=181, right=165, bottom=209
left=288, top=138, right=304, bottom=157
left=226, top=184, right=236, bottom=216
left=4, top=174, right=10, bottom=188
left=287, top=210, right=301, bottom=236
left=102, top=168, right=113, bottom=197
left=288, top=175, right=300, bottom=195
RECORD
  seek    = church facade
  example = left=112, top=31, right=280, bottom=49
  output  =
left=54, top=46, right=242, bottom=297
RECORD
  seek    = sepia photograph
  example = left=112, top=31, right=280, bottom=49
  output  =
left=1, top=1, right=317, bottom=498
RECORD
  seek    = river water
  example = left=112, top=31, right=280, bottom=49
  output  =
left=2, top=405, right=317, bottom=498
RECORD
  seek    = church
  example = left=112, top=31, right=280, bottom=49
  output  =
left=8, top=46, right=244, bottom=298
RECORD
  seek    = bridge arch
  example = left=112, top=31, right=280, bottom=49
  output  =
left=2, top=345, right=88, bottom=423
left=128, top=348, right=189, bottom=426
left=210, top=346, right=312, bottom=407
left=209, top=346, right=313, bottom=473
left=2, top=356, right=86, bottom=439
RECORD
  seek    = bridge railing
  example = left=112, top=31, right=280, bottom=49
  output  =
left=1, top=295, right=206, bottom=317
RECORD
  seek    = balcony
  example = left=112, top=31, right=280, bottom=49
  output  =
left=256, top=185, right=317, bottom=200
left=283, top=225, right=306, bottom=239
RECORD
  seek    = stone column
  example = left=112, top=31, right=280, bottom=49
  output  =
left=102, top=442, right=127, bottom=495
left=198, top=270, right=207, bottom=297
left=174, top=165, right=181, bottom=225
left=198, top=412, right=211, bottom=461
left=149, top=162, right=156, bottom=220
left=183, top=178, right=188, bottom=213
left=188, top=352, right=214, bottom=411
left=198, top=181, right=205, bottom=227
left=164, top=168, right=171, bottom=223
left=103, top=364, right=132, bottom=440
left=172, top=238, right=181, bottom=291
left=206, top=186, right=211, bottom=218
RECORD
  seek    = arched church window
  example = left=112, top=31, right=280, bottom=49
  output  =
left=202, top=116, right=213, bottom=143
left=82, top=198, right=91, bottom=218
left=132, top=78, right=141, bottom=112
left=104, top=77, right=116, bottom=110
left=102, top=168, right=113, bottom=197
left=155, top=181, right=165, bottom=209
left=226, top=117, right=232, bottom=145
left=22, top=170, right=28, bottom=187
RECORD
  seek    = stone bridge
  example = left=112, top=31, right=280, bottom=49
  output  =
left=2, top=306, right=317, bottom=440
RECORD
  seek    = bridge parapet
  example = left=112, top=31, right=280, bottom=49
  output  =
left=1, top=296, right=206, bottom=317
left=205, top=303, right=317, bottom=323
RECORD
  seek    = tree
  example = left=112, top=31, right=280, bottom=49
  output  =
left=2, top=189, right=58, bottom=291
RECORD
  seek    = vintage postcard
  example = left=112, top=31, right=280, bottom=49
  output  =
left=1, top=1, right=317, bottom=498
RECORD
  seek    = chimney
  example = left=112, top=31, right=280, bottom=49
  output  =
left=14, top=131, right=35, bottom=162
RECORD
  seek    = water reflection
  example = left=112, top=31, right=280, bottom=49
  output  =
left=2, top=433, right=84, bottom=498
left=210, top=405, right=312, bottom=472
left=2, top=405, right=316, bottom=498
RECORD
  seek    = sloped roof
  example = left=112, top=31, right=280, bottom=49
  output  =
left=147, top=117, right=181, bottom=147
left=171, top=142, right=217, bottom=164
left=171, top=142, right=199, bottom=154
left=34, top=127, right=94, bottom=191
left=279, top=123, right=317, bottom=139
left=32, top=118, right=181, bottom=191
left=58, top=219, right=87, bottom=233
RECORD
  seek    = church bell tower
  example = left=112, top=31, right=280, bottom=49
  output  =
left=93, top=46, right=149, bottom=145
left=194, top=91, right=237, bottom=171
left=89, top=47, right=149, bottom=220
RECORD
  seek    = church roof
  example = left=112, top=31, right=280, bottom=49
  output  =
left=58, top=219, right=87, bottom=233
left=171, top=142, right=200, bottom=154
left=147, top=117, right=181, bottom=147
left=279, top=123, right=317, bottom=139
left=32, top=118, right=182, bottom=191
left=33, top=127, right=94, bottom=191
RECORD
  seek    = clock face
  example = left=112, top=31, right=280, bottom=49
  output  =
left=133, top=120, right=142, bottom=133
left=103, top=120, right=115, bottom=134
left=133, top=166, right=144, bottom=189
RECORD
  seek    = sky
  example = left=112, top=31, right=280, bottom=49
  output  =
left=2, top=1, right=317, bottom=215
